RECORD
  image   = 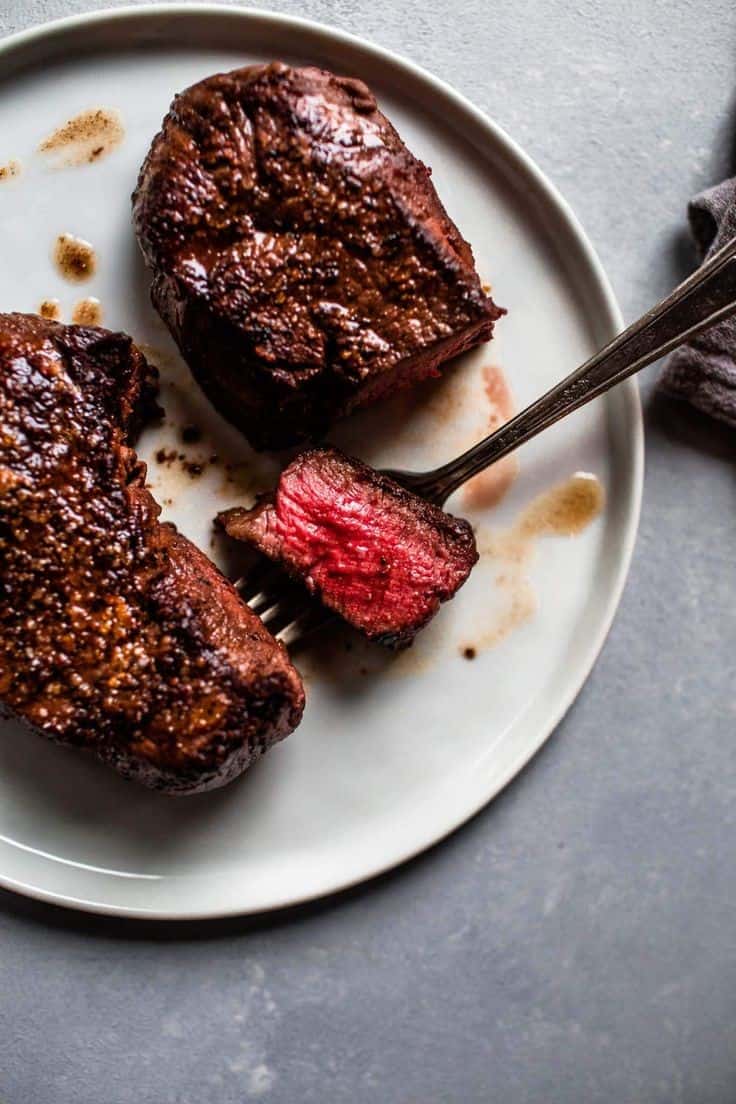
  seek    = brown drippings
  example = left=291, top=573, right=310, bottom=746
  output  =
left=480, top=568, right=537, bottom=650
left=0, top=159, right=21, bottom=181
left=153, top=443, right=218, bottom=480
left=53, top=234, right=97, bottom=283
left=462, top=646, right=476, bottom=660
left=180, top=424, right=202, bottom=444
left=38, top=108, right=124, bottom=168
left=474, top=473, right=605, bottom=651
left=38, top=299, right=61, bottom=321
left=517, top=472, right=605, bottom=539
left=155, top=449, right=178, bottom=466
left=463, top=364, right=520, bottom=510
left=71, top=297, right=102, bottom=326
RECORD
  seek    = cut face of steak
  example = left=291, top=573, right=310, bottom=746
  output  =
left=132, top=62, right=503, bottom=451
left=218, top=448, right=478, bottom=648
left=0, top=313, right=304, bottom=793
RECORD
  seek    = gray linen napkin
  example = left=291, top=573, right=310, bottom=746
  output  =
left=660, top=176, right=736, bottom=425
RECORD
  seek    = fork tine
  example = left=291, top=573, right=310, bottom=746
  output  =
left=259, top=587, right=312, bottom=634
left=248, top=587, right=284, bottom=617
left=233, top=557, right=332, bottom=648
left=234, top=560, right=313, bottom=623
left=233, top=559, right=286, bottom=602
left=276, top=604, right=333, bottom=649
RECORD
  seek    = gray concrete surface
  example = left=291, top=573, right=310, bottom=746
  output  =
left=1, top=1, right=736, bottom=1101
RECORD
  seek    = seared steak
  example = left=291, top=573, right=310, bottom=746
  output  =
left=218, top=448, right=478, bottom=648
left=133, top=62, right=503, bottom=451
left=0, top=313, right=304, bottom=793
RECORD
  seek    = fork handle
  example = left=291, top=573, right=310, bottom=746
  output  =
left=407, top=233, right=736, bottom=505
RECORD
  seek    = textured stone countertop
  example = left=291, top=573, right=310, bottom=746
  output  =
left=1, top=1, right=735, bottom=1101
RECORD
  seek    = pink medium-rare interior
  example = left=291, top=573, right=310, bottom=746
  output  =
left=247, top=453, right=476, bottom=640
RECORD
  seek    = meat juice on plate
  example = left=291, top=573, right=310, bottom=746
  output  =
left=38, top=107, right=124, bottom=168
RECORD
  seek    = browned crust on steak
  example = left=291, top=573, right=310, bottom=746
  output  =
left=0, top=313, right=304, bottom=793
left=132, top=62, right=504, bottom=450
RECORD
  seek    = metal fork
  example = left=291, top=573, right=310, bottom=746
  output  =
left=236, top=233, right=736, bottom=645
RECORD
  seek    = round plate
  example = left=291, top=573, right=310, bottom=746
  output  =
left=0, top=5, right=642, bottom=918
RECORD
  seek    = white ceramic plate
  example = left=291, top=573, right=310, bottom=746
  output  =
left=0, top=5, right=642, bottom=918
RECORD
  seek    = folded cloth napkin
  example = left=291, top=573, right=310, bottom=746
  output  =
left=660, top=176, right=736, bottom=425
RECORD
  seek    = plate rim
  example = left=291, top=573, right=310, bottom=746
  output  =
left=0, top=2, right=643, bottom=920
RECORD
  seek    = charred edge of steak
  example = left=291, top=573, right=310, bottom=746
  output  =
left=132, top=62, right=504, bottom=451
left=218, top=446, right=479, bottom=648
left=0, top=312, right=304, bottom=793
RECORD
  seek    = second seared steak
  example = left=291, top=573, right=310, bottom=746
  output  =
left=133, top=63, right=503, bottom=451
left=0, top=313, right=304, bottom=793
left=218, top=448, right=478, bottom=648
